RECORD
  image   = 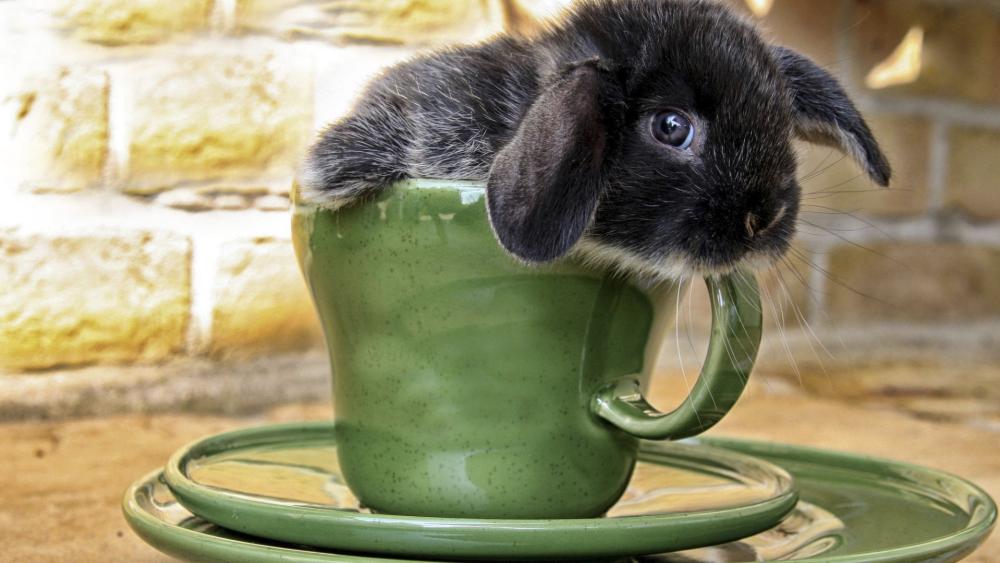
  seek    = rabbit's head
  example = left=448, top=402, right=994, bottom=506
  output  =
left=487, top=0, right=890, bottom=278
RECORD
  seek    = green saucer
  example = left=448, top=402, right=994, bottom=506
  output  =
left=125, top=469, right=839, bottom=563
left=123, top=426, right=997, bottom=563
left=162, top=422, right=798, bottom=560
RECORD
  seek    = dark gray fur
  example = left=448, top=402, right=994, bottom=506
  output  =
left=300, top=0, right=891, bottom=278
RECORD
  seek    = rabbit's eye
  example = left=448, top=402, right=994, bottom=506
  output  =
left=651, top=111, right=695, bottom=150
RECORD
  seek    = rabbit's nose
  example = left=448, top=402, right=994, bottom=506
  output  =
left=745, top=204, right=787, bottom=239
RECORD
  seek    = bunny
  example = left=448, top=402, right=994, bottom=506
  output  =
left=298, top=0, right=890, bottom=279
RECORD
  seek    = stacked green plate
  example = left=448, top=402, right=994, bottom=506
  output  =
left=123, top=422, right=996, bottom=562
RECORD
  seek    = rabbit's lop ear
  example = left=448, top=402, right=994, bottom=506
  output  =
left=487, top=60, right=622, bottom=263
left=774, top=46, right=892, bottom=186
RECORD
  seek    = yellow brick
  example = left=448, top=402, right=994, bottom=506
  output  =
left=236, top=0, right=505, bottom=45
left=210, top=239, right=322, bottom=358
left=9, top=67, right=108, bottom=193
left=503, top=0, right=575, bottom=36
left=851, top=0, right=1000, bottom=104
left=55, top=0, right=211, bottom=45
left=946, top=125, right=1000, bottom=220
left=827, top=243, right=1000, bottom=323
left=0, top=230, right=191, bottom=371
left=124, top=51, right=312, bottom=194
left=727, top=0, right=842, bottom=65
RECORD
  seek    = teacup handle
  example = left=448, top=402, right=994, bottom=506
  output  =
left=591, top=273, right=762, bottom=440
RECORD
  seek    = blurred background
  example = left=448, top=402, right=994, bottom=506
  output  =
left=0, top=0, right=998, bottom=560
left=1, top=0, right=998, bottom=428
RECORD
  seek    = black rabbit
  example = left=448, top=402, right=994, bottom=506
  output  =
left=299, top=0, right=890, bottom=278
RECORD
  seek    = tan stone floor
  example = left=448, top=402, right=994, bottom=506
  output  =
left=1, top=374, right=997, bottom=562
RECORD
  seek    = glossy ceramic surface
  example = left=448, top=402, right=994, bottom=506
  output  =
left=697, top=437, right=997, bottom=563
left=291, top=179, right=762, bottom=518
left=129, top=428, right=997, bottom=563
left=164, top=421, right=797, bottom=560
left=127, top=471, right=831, bottom=563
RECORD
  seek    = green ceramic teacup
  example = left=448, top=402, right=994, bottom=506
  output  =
left=292, top=179, right=762, bottom=519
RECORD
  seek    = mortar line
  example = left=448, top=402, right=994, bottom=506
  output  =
left=836, top=0, right=857, bottom=89
left=858, top=94, right=1000, bottom=129
left=210, top=0, right=238, bottom=35
left=806, top=244, right=830, bottom=328
left=104, top=64, right=132, bottom=190
left=187, top=236, right=223, bottom=354
left=927, top=120, right=950, bottom=217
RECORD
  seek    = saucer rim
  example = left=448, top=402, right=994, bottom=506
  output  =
left=700, top=435, right=998, bottom=563
left=123, top=470, right=418, bottom=563
left=123, top=429, right=999, bottom=563
left=163, top=421, right=798, bottom=559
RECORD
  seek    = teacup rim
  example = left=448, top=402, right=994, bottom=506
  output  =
left=292, top=178, right=487, bottom=209
left=396, top=178, right=487, bottom=191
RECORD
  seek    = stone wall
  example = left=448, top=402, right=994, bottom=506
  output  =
left=0, top=0, right=508, bottom=374
left=0, top=0, right=998, bottom=418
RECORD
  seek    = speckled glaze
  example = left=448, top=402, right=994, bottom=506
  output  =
left=291, top=179, right=762, bottom=519
left=130, top=427, right=998, bottom=563
left=162, top=421, right=798, bottom=560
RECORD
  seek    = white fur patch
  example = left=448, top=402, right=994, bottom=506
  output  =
left=573, top=238, right=782, bottom=282
left=295, top=157, right=356, bottom=210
